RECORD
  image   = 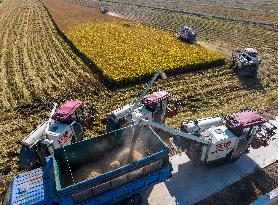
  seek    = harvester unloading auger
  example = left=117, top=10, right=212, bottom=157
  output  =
left=231, top=48, right=261, bottom=77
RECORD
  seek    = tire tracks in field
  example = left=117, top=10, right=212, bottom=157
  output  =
left=98, top=0, right=278, bottom=29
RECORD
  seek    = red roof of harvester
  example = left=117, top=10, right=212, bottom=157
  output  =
left=52, top=100, right=83, bottom=121
left=224, top=110, right=266, bottom=129
left=245, top=48, right=258, bottom=54
left=141, top=90, right=170, bottom=106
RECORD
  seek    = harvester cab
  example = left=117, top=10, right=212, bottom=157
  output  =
left=17, top=100, right=97, bottom=169
left=176, top=25, right=197, bottom=43
left=107, top=70, right=178, bottom=132
left=231, top=48, right=261, bottom=77
left=100, top=7, right=109, bottom=14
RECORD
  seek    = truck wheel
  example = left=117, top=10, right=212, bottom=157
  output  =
left=124, top=194, right=143, bottom=205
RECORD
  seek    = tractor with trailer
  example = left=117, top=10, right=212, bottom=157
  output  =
left=231, top=48, right=261, bottom=77
left=107, top=70, right=179, bottom=132
left=175, top=25, right=197, bottom=43
left=135, top=109, right=276, bottom=166
left=17, top=100, right=97, bottom=170
left=3, top=123, right=172, bottom=205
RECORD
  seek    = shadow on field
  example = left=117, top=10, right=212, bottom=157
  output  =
left=238, top=75, right=265, bottom=91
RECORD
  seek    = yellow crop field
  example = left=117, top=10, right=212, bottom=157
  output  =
left=66, top=22, right=225, bottom=85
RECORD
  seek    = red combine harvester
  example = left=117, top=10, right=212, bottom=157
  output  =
left=135, top=109, right=276, bottom=166
left=231, top=48, right=261, bottom=77
left=107, top=70, right=179, bottom=132
left=17, top=100, right=97, bottom=169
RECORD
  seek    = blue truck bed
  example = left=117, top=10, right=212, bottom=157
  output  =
left=5, top=125, right=172, bottom=205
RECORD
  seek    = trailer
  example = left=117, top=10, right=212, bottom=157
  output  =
left=3, top=125, right=172, bottom=205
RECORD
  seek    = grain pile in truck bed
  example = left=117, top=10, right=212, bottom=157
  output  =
left=62, top=146, right=144, bottom=187
left=61, top=126, right=157, bottom=187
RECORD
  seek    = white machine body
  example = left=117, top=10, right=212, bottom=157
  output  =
left=204, top=126, right=238, bottom=162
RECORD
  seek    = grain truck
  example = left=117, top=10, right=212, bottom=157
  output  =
left=3, top=124, right=172, bottom=205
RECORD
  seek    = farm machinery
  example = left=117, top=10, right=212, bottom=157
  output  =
left=175, top=25, right=197, bottom=43
left=4, top=109, right=276, bottom=205
left=17, top=100, right=97, bottom=170
left=100, top=7, right=109, bottom=14
left=231, top=48, right=261, bottom=77
left=107, top=70, right=179, bottom=132
left=135, top=109, right=276, bottom=166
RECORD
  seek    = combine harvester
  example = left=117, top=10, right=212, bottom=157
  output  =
left=138, top=109, right=276, bottom=166
left=17, top=100, right=97, bottom=169
left=107, top=70, right=179, bottom=132
left=231, top=48, right=261, bottom=77
left=175, top=25, right=197, bottom=43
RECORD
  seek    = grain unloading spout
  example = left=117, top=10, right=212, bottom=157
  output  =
left=129, top=70, right=167, bottom=115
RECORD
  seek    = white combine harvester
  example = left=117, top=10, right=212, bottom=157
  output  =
left=107, top=70, right=179, bottom=132
left=231, top=48, right=261, bottom=77
left=17, top=100, right=97, bottom=169
left=176, top=25, right=197, bottom=43
left=130, top=109, right=276, bottom=166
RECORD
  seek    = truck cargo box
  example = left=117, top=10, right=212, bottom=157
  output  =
left=53, top=124, right=171, bottom=204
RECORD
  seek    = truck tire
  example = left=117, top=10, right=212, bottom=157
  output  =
left=124, top=194, right=143, bottom=205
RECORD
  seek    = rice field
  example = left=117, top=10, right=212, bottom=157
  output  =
left=66, top=21, right=225, bottom=85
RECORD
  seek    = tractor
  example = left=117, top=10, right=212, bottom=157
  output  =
left=17, top=100, right=97, bottom=169
left=231, top=48, right=261, bottom=77
left=176, top=25, right=197, bottom=43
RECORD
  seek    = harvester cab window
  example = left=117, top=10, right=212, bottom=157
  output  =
left=241, top=127, right=252, bottom=139
left=145, top=104, right=155, bottom=112
left=75, top=107, right=84, bottom=124
left=250, top=126, right=259, bottom=136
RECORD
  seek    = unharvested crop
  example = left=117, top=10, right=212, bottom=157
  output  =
left=66, top=22, right=225, bottom=85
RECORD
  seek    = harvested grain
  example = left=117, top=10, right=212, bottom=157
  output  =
left=109, top=160, right=121, bottom=171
